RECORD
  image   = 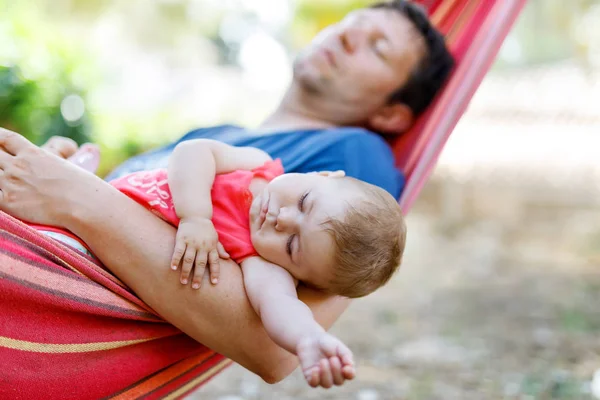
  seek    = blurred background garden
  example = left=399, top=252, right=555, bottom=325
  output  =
left=2, top=0, right=600, bottom=399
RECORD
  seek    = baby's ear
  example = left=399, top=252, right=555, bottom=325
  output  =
left=315, top=170, right=346, bottom=178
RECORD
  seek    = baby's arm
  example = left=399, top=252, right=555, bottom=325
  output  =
left=168, top=139, right=272, bottom=220
left=241, top=256, right=355, bottom=387
left=167, top=140, right=272, bottom=288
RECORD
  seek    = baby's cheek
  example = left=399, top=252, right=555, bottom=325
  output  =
left=250, top=231, right=260, bottom=249
left=251, top=233, right=268, bottom=256
left=253, top=235, right=282, bottom=263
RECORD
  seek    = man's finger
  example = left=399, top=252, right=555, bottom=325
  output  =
left=0, top=150, right=13, bottom=169
left=0, top=129, right=32, bottom=156
left=42, top=136, right=78, bottom=158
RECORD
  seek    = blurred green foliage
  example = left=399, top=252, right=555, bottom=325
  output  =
left=0, top=0, right=156, bottom=174
left=0, top=0, right=94, bottom=151
left=0, top=65, right=92, bottom=146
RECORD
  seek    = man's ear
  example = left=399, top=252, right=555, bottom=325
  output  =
left=367, top=103, right=413, bottom=135
left=314, top=170, right=346, bottom=178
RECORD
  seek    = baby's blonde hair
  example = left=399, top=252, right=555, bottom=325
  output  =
left=322, top=178, right=406, bottom=298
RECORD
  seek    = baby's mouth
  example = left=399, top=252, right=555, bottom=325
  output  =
left=257, top=192, right=270, bottom=229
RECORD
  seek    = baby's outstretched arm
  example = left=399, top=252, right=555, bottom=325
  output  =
left=241, top=257, right=355, bottom=388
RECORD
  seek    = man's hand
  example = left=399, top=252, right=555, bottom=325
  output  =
left=296, top=332, right=355, bottom=388
left=171, top=217, right=230, bottom=289
left=0, top=128, right=101, bottom=227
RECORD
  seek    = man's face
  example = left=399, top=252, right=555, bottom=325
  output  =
left=292, top=8, right=425, bottom=124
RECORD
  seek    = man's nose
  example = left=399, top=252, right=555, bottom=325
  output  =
left=275, top=207, right=300, bottom=232
left=338, top=25, right=368, bottom=54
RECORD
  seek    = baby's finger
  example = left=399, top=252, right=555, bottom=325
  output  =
left=342, top=365, right=356, bottom=380
left=208, top=249, right=220, bottom=285
left=338, top=345, right=355, bottom=380
left=337, top=344, right=354, bottom=367
left=191, top=256, right=205, bottom=290
left=191, top=251, right=207, bottom=289
left=319, top=336, right=340, bottom=358
left=170, top=241, right=186, bottom=271
left=217, top=242, right=230, bottom=259
left=304, top=366, right=320, bottom=388
left=329, top=357, right=344, bottom=386
left=180, top=247, right=196, bottom=285
left=319, top=359, right=333, bottom=389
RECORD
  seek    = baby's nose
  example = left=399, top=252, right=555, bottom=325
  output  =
left=275, top=207, right=299, bottom=232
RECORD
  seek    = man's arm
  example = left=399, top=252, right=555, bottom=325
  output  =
left=0, top=130, right=351, bottom=383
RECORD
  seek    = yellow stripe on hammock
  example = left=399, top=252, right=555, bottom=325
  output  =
left=0, top=335, right=157, bottom=353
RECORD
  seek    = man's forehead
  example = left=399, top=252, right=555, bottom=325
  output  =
left=340, top=7, right=418, bottom=46
left=342, top=6, right=426, bottom=65
left=343, top=7, right=404, bottom=25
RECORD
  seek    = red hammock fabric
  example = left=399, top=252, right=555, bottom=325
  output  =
left=0, top=212, right=231, bottom=399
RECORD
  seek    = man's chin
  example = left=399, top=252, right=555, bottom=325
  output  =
left=293, top=62, right=328, bottom=92
left=298, top=74, right=331, bottom=97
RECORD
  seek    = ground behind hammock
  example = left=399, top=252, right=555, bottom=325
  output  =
left=191, top=64, right=600, bottom=400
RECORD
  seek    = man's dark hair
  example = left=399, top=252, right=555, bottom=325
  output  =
left=371, top=0, right=455, bottom=117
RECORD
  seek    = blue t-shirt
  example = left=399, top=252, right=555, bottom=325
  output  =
left=106, top=125, right=404, bottom=198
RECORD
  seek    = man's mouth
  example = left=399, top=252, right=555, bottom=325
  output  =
left=322, top=49, right=337, bottom=68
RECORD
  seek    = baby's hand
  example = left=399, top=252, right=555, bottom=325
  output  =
left=171, top=217, right=230, bottom=289
left=297, top=333, right=355, bottom=388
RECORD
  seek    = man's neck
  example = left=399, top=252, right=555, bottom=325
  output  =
left=256, top=87, right=337, bottom=134
left=257, top=110, right=335, bottom=134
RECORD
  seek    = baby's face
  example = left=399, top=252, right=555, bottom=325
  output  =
left=249, top=172, right=360, bottom=288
